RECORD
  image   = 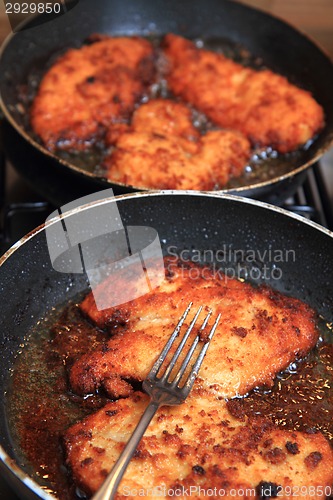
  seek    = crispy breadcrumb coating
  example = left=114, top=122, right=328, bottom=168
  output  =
left=104, top=99, right=250, bottom=189
left=31, top=35, right=154, bottom=151
left=163, top=34, right=324, bottom=153
left=64, top=390, right=333, bottom=498
left=69, top=258, right=318, bottom=400
left=105, top=99, right=200, bottom=150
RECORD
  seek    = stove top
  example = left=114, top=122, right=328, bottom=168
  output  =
left=1, top=151, right=333, bottom=256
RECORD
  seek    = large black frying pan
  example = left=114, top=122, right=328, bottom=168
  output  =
left=0, top=191, right=333, bottom=499
left=1, top=0, right=333, bottom=206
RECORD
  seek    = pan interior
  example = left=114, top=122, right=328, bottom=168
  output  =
left=0, top=192, right=333, bottom=498
left=1, top=0, right=333, bottom=197
left=5, top=283, right=333, bottom=498
left=13, top=35, right=319, bottom=190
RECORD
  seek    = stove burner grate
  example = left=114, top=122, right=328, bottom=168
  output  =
left=0, top=151, right=332, bottom=255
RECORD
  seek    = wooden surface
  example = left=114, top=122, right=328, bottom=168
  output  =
left=240, top=0, right=333, bottom=57
left=0, top=0, right=332, bottom=57
left=0, top=1, right=10, bottom=43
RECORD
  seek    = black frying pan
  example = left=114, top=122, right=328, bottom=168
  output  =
left=0, top=191, right=333, bottom=499
left=1, top=0, right=333, bottom=206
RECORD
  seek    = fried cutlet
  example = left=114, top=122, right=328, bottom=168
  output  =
left=69, top=258, right=318, bottom=399
left=105, top=99, right=200, bottom=150
left=31, top=35, right=155, bottom=151
left=104, top=99, right=250, bottom=189
left=163, top=34, right=324, bottom=153
left=63, top=389, right=333, bottom=498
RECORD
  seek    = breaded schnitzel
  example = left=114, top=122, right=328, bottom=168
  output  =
left=64, top=389, right=333, bottom=498
left=105, top=99, right=200, bottom=150
left=31, top=35, right=154, bottom=151
left=163, top=34, right=324, bottom=153
left=69, top=258, right=318, bottom=399
left=104, top=99, right=250, bottom=189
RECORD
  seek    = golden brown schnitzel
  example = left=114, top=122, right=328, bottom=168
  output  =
left=104, top=99, right=251, bottom=189
left=163, top=34, right=324, bottom=153
left=31, top=35, right=154, bottom=151
left=69, top=258, right=318, bottom=400
left=64, top=389, right=333, bottom=498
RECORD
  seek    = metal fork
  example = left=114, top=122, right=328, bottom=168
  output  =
left=92, top=302, right=221, bottom=500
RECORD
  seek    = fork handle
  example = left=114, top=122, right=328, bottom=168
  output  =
left=92, top=401, right=160, bottom=500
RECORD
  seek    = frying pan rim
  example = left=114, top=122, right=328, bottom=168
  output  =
left=1, top=189, right=333, bottom=499
left=1, top=1, right=333, bottom=195
left=1, top=190, right=333, bottom=269
left=0, top=450, right=55, bottom=500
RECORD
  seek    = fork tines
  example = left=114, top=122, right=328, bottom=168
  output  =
left=149, top=302, right=221, bottom=393
left=94, top=304, right=220, bottom=499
